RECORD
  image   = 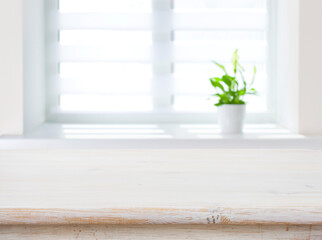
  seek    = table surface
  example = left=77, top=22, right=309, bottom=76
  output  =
left=0, top=149, right=321, bottom=225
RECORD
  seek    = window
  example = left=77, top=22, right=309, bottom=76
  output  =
left=46, top=0, right=275, bottom=123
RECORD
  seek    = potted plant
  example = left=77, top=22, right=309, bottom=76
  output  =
left=210, top=50, right=257, bottom=134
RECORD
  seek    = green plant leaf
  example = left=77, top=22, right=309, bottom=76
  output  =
left=209, top=50, right=257, bottom=107
left=221, top=75, right=234, bottom=89
left=238, top=89, right=246, bottom=96
left=216, top=93, right=230, bottom=102
left=232, top=49, right=239, bottom=75
left=212, top=61, right=228, bottom=75
left=250, top=65, right=257, bottom=86
left=239, top=70, right=247, bottom=92
left=238, top=63, right=245, bottom=72
left=247, top=88, right=257, bottom=95
left=210, top=78, right=225, bottom=92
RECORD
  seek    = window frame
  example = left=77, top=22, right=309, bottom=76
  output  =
left=45, top=0, right=277, bottom=124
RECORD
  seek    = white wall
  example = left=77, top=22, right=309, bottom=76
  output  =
left=276, top=0, right=322, bottom=135
left=276, top=0, right=300, bottom=133
left=0, top=0, right=24, bottom=135
left=0, top=0, right=46, bottom=136
left=23, top=0, right=46, bottom=134
left=298, top=0, right=322, bottom=135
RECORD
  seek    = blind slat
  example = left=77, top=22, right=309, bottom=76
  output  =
left=59, top=46, right=151, bottom=62
left=174, top=44, right=266, bottom=62
left=60, top=30, right=152, bottom=46
left=59, top=77, right=151, bottom=95
left=59, top=43, right=266, bottom=62
left=174, top=77, right=267, bottom=95
left=54, top=0, right=270, bottom=114
left=59, top=10, right=266, bottom=31
left=59, top=0, right=151, bottom=13
left=60, top=13, right=152, bottom=30
left=60, top=95, right=153, bottom=112
left=174, top=10, right=267, bottom=30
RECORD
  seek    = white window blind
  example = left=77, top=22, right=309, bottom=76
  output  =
left=172, top=0, right=268, bottom=113
left=47, top=0, right=272, bottom=122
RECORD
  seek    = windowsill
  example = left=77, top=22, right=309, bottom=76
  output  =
left=0, top=123, right=321, bottom=149
left=29, top=123, right=303, bottom=139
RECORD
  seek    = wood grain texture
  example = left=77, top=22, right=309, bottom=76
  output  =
left=1, top=225, right=322, bottom=240
left=0, top=149, right=321, bottom=225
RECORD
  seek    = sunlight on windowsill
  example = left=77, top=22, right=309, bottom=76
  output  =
left=26, top=124, right=306, bottom=140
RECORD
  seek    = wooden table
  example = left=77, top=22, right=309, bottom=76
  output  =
left=0, top=149, right=322, bottom=239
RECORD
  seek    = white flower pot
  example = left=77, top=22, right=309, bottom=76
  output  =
left=217, top=104, right=246, bottom=134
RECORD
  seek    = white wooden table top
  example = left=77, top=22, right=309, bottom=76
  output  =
left=0, top=149, right=321, bottom=225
